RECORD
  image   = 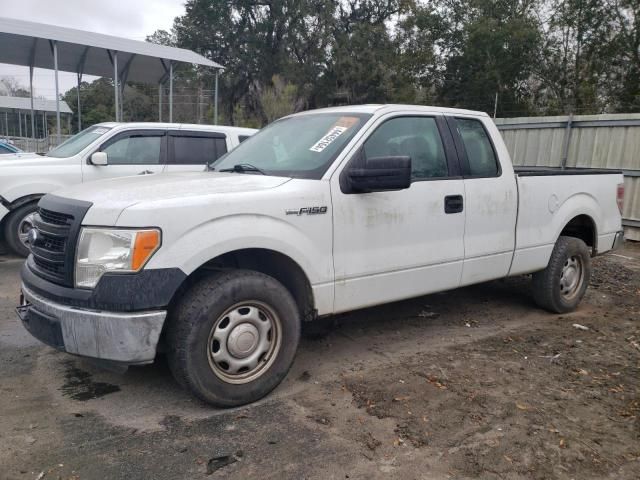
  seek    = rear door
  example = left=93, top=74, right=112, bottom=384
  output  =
left=164, top=130, right=228, bottom=173
left=82, top=129, right=167, bottom=182
left=446, top=116, right=518, bottom=285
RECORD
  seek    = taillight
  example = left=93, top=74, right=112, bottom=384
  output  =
left=617, top=183, right=625, bottom=215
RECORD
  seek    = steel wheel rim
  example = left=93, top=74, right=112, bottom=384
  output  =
left=206, top=301, right=282, bottom=385
left=560, top=255, right=584, bottom=300
left=17, top=212, right=36, bottom=248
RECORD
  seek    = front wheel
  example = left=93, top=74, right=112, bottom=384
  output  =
left=3, top=202, right=38, bottom=257
left=532, top=236, right=592, bottom=313
left=166, top=270, right=301, bottom=407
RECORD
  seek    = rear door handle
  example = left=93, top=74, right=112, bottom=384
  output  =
left=444, top=195, right=464, bottom=214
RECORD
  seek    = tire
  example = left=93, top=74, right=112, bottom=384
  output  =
left=166, top=269, right=301, bottom=407
left=532, top=235, right=592, bottom=313
left=3, top=202, right=38, bottom=257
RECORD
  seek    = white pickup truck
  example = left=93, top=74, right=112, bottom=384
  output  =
left=0, top=122, right=256, bottom=256
left=17, top=105, right=624, bottom=407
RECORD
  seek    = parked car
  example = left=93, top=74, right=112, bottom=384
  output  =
left=0, top=123, right=257, bottom=256
left=17, top=105, right=624, bottom=407
left=0, top=141, right=22, bottom=155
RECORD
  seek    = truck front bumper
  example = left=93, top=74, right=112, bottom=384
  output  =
left=17, top=284, right=166, bottom=364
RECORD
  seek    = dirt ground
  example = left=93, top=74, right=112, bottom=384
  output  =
left=0, top=244, right=638, bottom=480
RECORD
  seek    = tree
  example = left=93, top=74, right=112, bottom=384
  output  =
left=0, top=76, right=31, bottom=97
left=434, top=0, right=543, bottom=116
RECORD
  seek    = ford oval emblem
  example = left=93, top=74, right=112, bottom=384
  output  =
left=27, top=228, right=38, bottom=245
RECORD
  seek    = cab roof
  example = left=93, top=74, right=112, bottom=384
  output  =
left=290, top=104, right=489, bottom=117
left=94, top=122, right=258, bottom=134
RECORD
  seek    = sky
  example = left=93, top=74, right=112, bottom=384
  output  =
left=0, top=0, right=186, bottom=99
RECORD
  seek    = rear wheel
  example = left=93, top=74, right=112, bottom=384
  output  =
left=3, top=202, right=38, bottom=257
left=532, top=236, right=591, bottom=313
left=166, top=269, right=301, bottom=407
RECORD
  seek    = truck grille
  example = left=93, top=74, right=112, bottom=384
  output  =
left=27, top=196, right=92, bottom=288
left=38, top=208, right=73, bottom=226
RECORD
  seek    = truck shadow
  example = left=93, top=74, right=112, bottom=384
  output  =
left=100, top=275, right=538, bottom=406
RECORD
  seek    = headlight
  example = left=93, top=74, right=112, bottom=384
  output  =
left=75, top=228, right=161, bottom=288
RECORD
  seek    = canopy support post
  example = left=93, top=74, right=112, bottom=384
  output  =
left=51, top=40, right=61, bottom=144
left=18, top=111, right=22, bottom=137
left=169, top=62, right=173, bottom=122
left=214, top=69, right=219, bottom=125
left=158, top=83, right=162, bottom=122
left=76, top=46, right=89, bottom=132
left=113, top=51, right=119, bottom=122
left=29, top=39, right=37, bottom=150
left=76, top=73, right=83, bottom=132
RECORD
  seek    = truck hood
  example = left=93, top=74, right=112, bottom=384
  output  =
left=53, top=172, right=292, bottom=224
left=0, top=152, right=63, bottom=166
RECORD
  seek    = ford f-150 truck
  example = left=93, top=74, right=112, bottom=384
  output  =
left=0, top=123, right=256, bottom=256
left=17, top=105, right=625, bottom=407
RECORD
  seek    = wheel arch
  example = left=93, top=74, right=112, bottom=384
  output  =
left=0, top=194, right=43, bottom=242
left=558, top=214, right=598, bottom=256
left=169, top=248, right=316, bottom=323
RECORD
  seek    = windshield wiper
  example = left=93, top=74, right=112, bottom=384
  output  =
left=219, top=163, right=266, bottom=175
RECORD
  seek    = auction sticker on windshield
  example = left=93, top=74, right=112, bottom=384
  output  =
left=309, top=126, right=347, bottom=152
left=309, top=116, right=360, bottom=153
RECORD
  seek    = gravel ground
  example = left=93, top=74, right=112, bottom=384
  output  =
left=0, top=243, right=638, bottom=480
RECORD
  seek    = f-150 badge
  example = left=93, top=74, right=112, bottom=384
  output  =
left=285, top=207, right=328, bottom=215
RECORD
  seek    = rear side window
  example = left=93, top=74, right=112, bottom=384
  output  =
left=238, top=135, right=251, bottom=143
left=455, top=118, right=499, bottom=177
left=170, top=133, right=227, bottom=164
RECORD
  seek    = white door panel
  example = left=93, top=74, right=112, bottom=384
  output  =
left=332, top=180, right=465, bottom=312
left=449, top=116, right=518, bottom=286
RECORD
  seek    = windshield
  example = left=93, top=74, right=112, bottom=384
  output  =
left=47, top=126, right=112, bottom=158
left=211, top=113, right=371, bottom=179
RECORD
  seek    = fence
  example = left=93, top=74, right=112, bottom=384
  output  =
left=494, top=113, right=640, bottom=241
left=4, top=134, right=72, bottom=154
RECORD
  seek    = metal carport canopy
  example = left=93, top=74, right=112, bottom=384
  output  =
left=0, top=16, right=224, bottom=140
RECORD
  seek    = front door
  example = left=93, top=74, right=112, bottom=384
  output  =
left=331, top=113, right=466, bottom=313
left=82, top=129, right=166, bottom=182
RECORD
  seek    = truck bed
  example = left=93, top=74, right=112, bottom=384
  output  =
left=509, top=169, right=623, bottom=277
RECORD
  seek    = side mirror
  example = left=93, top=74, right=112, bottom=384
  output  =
left=90, top=152, right=108, bottom=166
left=346, top=155, right=411, bottom=193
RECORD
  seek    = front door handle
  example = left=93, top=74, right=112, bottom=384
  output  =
left=444, top=195, right=464, bottom=214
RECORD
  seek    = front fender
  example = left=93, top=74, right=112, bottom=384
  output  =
left=2, top=181, right=79, bottom=205
left=148, top=213, right=332, bottom=285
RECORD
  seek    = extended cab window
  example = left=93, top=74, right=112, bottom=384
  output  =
left=456, top=118, right=499, bottom=177
left=363, top=116, right=448, bottom=179
left=102, top=132, right=163, bottom=165
left=170, top=133, right=227, bottom=164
